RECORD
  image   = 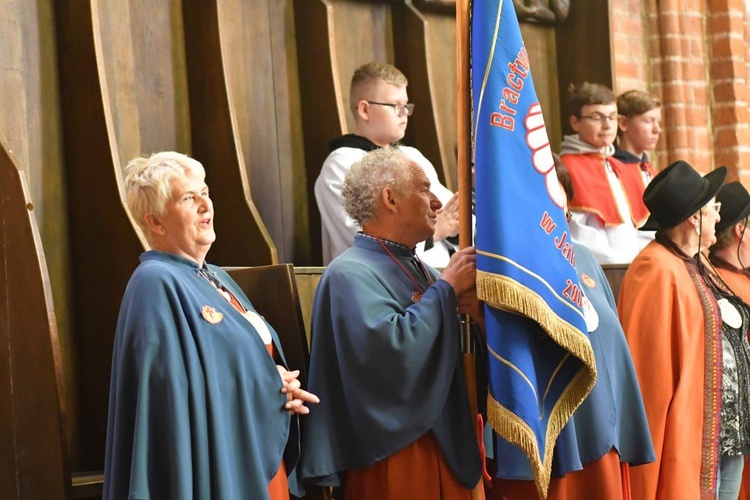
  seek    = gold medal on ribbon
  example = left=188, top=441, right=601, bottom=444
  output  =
left=411, top=292, right=422, bottom=303
left=201, top=305, right=224, bottom=324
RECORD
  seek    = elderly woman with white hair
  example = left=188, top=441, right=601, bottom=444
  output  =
left=103, top=151, right=318, bottom=500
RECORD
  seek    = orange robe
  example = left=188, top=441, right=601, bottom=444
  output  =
left=618, top=240, right=722, bottom=499
left=266, top=339, right=289, bottom=499
left=345, top=432, right=478, bottom=500
left=488, top=449, right=625, bottom=500
left=711, top=257, right=750, bottom=305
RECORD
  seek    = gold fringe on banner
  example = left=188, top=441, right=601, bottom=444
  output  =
left=477, top=271, right=596, bottom=371
left=478, top=270, right=597, bottom=498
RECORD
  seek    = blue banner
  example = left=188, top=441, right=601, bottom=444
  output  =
left=471, top=0, right=597, bottom=496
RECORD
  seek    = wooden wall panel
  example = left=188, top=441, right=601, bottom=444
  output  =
left=293, top=267, right=326, bottom=345
left=0, top=144, right=70, bottom=499
left=331, top=1, right=393, bottom=134
left=55, top=0, right=149, bottom=471
left=215, top=0, right=307, bottom=264
left=269, top=1, right=310, bottom=264
left=394, top=1, right=456, bottom=190
left=1, top=0, right=76, bottom=466
left=92, top=0, right=192, bottom=163
left=183, top=0, right=276, bottom=267
left=294, top=0, right=347, bottom=264
left=421, top=11, right=458, bottom=189
left=555, top=0, right=613, bottom=137
left=521, top=23, right=562, bottom=152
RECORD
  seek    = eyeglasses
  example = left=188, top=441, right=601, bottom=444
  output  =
left=707, top=201, right=722, bottom=213
left=366, top=101, right=415, bottom=117
left=579, top=113, right=618, bottom=124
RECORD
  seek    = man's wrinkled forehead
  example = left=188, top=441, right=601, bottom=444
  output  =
left=408, top=162, right=429, bottom=187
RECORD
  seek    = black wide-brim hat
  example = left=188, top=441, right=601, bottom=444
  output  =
left=715, top=181, right=750, bottom=231
left=640, top=160, right=727, bottom=231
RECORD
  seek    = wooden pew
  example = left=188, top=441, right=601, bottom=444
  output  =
left=0, top=144, right=70, bottom=498
left=0, top=142, right=105, bottom=498
left=293, top=267, right=327, bottom=345
left=601, top=263, right=629, bottom=303
left=227, top=264, right=311, bottom=386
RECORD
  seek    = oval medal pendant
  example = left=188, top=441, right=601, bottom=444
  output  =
left=412, top=292, right=422, bottom=303
left=201, top=305, right=224, bottom=324
left=242, top=310, right=273, bottom=344
left=718, top=298, right=742, bottom=329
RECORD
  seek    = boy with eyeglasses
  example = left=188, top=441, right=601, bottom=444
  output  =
left=315, top=61, right=460, bottom=266
left=560, top=82, right=652, bottom=264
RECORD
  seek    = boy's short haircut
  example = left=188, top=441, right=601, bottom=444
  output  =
left=617, top=90, right=661, bottom=118
left=349, top=62, right=408, bottom=112
left=567, top=82, right=615, bottom=117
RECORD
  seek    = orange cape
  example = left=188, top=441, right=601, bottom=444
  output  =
left=562, top=153, right=650, bottom=227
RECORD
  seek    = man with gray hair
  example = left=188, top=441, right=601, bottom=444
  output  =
left=300, top=147, right=483, bottom=498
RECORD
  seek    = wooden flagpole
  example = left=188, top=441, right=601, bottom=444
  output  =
left=457, top=1, right=485, bottom=498
left=457, top=1, right=472, bottom=247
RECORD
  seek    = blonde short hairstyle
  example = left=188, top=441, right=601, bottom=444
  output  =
left=342, top=146, right=413, bottom=225
left=124, top=151, right=205, bottom=232
left=349, top=62, right=408, bottom=112
left=617, top=90, right=661, bottom=118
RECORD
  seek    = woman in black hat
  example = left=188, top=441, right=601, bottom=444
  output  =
left=618, top=160, right=730, bottom=498
left=710, top=182, right=750, bottom=303
left=708, top=182, right=750, bottom=498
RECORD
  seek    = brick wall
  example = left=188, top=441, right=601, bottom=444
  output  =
left=707, top=0, right=750, bottom=182
left=610, top=0, right=648, bottom=92
left=609, top=0, right=749, bottom=180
